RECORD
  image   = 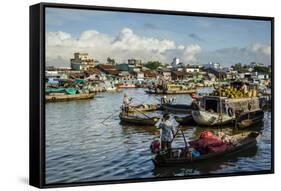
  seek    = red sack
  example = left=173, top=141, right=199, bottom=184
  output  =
left=189, top=137, right=224, bottom=154
left=208, top=144, right=227, bottom=153
left=199, top=131, right=214, bottom=139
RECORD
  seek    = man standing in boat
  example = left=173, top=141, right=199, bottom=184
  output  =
left=157, top=113, right=175, bottom=151
left=122, top=92, right=131, bottom=116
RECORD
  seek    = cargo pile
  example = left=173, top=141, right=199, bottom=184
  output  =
left=212, top=87, right=256, bottom=98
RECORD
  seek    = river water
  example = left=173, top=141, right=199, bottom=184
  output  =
left=45, top=88, right=272, bottom=184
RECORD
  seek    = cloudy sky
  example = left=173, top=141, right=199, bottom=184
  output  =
left=46, top=8, right=271, bottom=67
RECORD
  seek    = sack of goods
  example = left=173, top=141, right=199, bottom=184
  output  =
left=189, top=131, right=227, bottom=154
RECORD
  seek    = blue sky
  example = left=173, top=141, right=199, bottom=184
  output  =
left=45, top=7, right=271, bottom=67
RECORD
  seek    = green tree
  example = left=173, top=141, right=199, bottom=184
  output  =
left=254, top=65, right=270, bottom=74
left=232, top=63, right=242, bottom=70
left=144, top=61, right=162, bottom=70
left=107, top=57, right=115, bottom=65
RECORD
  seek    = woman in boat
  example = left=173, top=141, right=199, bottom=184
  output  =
left=122, top=92, right=132, bottom=116
left=157, top=113, right=176, bottom=151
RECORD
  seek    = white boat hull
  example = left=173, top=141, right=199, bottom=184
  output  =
left=192, top=110, right=234, bottom=126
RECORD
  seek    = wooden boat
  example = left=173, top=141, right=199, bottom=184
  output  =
left=192, top=96, right=262, bottom=126
left=46, top=93, right=95, bottom=102
left=174, top=115, right=195, bottom=125
left=152, top=131, right=260, bottom=166
left=237, top=110, right=264, bottom=128
left=117, top=84, right=136, bottom=88
left=119, top=113, right=160, bottom=126
left=161, top=103, right=192, bottom=113
left=128, top=104, right=158, bottom=113
left=146, top=89, right=196, bottom=95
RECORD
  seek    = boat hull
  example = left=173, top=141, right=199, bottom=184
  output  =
left=174, top=115, right=195, bottom=125
left=46, top=93, right=95, bottom=102
left=192, top=110, right=234, bottom=126
left=161, top=103, right=192, bottom=113
left=119, top=114, right=160, bottom=126
left=153, top=132, right=260, bottom=166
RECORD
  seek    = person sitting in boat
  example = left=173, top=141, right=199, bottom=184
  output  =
left=122, top=92, right=132, bottom=115
left=161, top=96, right=168, bottom=104
left=157, top=113, right=176, bottom=151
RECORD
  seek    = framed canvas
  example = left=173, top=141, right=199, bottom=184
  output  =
left=29, top=2, right=274, bottom=188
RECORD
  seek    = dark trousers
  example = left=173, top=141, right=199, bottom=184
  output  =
left=161, top=141, right=171, bottom=150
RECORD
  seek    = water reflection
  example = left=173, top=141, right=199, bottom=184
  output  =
left=46, top=88, right=271, bottom=184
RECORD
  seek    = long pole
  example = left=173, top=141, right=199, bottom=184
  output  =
left=101, top=110, right=119, bottom=124
left=132, top=107, right=151, bottom=119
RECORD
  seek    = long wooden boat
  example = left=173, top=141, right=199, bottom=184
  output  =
left=152, top=131, right=260, bottom=167
left=46, top=93, right=95, bottom=102
left=146, top=89, right=196, bottom=95
left=174, top=115, right=195, bottom=125
left=128, top=104, right=158, bottom=113
left=192, top=96, right=262, bottom=126
left=119, top=113, right=160, bottom=126
left=237, top=110, right=264, bottom=129
left=161, top=103, right=192, bottom=113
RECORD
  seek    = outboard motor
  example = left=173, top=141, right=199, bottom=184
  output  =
left=150, top=140, right=160, bottom=153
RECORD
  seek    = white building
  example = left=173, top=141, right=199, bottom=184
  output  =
left=185, top=65, right=200, bottom=73
left=70, top=52, right=96, bottom=71
left=171, top=57, right=180, bottom=68
left=204, top=62, right=221, bottom=70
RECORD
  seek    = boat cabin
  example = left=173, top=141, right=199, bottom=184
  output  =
left=199, top=96, right=260, bottom=114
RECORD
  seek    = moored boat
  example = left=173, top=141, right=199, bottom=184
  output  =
left=161, top=103, right=192, bottom=113
left=119, top=113, right=160, bottom=126
left=237, top=110, right=264, bottom=129
left=192, top=95, right=262, bottom=126
left=174, top=115, right=195, bottom=125
left=46, top=92, right=95, bottom=102
left=146, top=83, right=196, bottom=95
left=152, top=131, right=260, bottom=166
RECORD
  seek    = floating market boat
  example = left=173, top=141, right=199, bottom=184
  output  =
left=146, top=83, right=196, bottom=95
left=119, top=113, right=160, bottom=126
left=237, top=110, right=264, bottom=129
left=192, top=83, right=263, bottom=126
left=174, top=115, right=195, bottom=125
left=46, top=92, right=95, bottom=102
left=45, top=87, right=95, bottom=102
left=152, top=131, right=260, bottom=167
left=128, top=104, right=158, bottom=113
left=116, top=83, right=136, bottom=88
left=161, top=103, right=192, bottom=113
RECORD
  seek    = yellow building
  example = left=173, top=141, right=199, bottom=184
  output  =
left=70, top=52, right=96, bottom=71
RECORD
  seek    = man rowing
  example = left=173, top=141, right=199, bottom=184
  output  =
left=157, top=113, right=176, bottom=150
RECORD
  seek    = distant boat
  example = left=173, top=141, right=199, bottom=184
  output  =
left=117, top=84, right=136, bottom=88
left=46, top=93, right=95, bottom=102
left=119, top=113, right=160, bottom=126
left=146, top=83, right=196, bottom=94
left=160, top=103, right=192, bottom=113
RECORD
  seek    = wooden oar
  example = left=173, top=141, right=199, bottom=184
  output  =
left=101, top=109, right=119, bottom=124
left=132, top=107, right=151, bottom=119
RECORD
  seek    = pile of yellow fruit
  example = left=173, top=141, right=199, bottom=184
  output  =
left=212, top=87, right=248, bottom=98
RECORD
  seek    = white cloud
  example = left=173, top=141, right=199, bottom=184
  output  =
left=246, top=42, right=271, bottom=56
left=46, top=28, right=201, bottom=67
left=46, top=28, right=271, bottom=67
left=200, top=43, right=271, bottom=66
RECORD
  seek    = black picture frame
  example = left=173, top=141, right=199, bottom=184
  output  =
left=30, top=2, right=274, bottom=188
